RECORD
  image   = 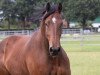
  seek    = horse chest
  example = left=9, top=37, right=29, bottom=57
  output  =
left=49, top=57, right=62, bottom=75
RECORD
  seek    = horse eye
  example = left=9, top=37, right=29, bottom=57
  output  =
left=45, top=24, right=49, bottom=27
left=45, top=24, right=47, bottom=26
left=45, top=23, right=47, bottom=26
left=45, top=20, right=50, bottom=27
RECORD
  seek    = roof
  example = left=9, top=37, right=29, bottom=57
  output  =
left=93, top=17, right=100, bottom=23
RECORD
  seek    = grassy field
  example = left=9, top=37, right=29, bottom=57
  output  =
left=68, top=52, right=100, bottom=75
left=0, top=34, right=100, bottom=75
left=61, top=34, right=100, bottom=75
left=61, top=34, right=100, bottom=52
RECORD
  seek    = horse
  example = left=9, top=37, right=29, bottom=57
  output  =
left=0, top=3, right=71, bottom=75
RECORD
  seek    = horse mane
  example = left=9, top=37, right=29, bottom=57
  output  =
left=28, top=4, right=59, bottom=23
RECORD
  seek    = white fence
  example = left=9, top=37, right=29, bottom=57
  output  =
left=0, top=30, right=33, bottom=36
left=0, top=29, right=81, bottom=36
left=0, top=28, right=99, bottom=37
left=0, top=29, right=80, bottom=36
left=62, top=28, right=81, bottom=34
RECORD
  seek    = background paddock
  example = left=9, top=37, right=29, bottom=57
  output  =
left=61, top=34, right=100, bottom=75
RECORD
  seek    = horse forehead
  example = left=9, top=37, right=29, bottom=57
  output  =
left=52, top=17, right=57, bottom=23
left=52, top=16, right=62, bottom=24
left=51, top=13, right=62, bottom=24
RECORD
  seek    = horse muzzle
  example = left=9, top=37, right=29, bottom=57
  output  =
left=49, top=47, right=60, bottom=56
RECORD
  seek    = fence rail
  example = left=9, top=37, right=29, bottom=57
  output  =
left=0, top=30, right=33, bottom=36
left=0, top=28, right=99, bottom=36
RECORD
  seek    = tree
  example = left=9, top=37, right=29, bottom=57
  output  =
left=64, top=0, right=100, bottom=29
left=1, top=0, right=39, bottom=29
left=15, top=0, right=35, bottom=29
left=1, top=0, right=17, bottom=29
left=1, top=0, right=67, bottom=29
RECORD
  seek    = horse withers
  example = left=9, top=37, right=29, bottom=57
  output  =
left=0, top=3, right=71, bottom=75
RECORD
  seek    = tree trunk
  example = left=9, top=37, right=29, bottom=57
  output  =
left=8, top=18, right=10, bottom=30
left=20, top=16, right=26, bottom=29
left=81, top=18, right=86, bottom=30
left=23, top=19, right=26, bottom=29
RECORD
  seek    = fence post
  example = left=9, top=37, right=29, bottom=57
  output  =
left=80, top=28, right=84, bottom=51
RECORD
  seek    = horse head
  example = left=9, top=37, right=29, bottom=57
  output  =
left=41, top=3, right=66, bottom=57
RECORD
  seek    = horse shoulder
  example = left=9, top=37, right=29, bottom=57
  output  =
left=0, top=38, right=8, bottom=54
left=0, top=35, right=23, bottom=75
left=1, top=35, right=30, bottom=75
left=4, top=35, right=30, bottom=55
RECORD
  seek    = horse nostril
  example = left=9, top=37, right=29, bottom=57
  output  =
left=50, top=47, right=53, bottom=52
left=49, top=47, right=60, bottom=56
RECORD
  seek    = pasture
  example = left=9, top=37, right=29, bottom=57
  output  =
left=0, top=34, right=100, bottom=75
left=61, top=34, right=100, bottom=52
left=68, top=52, right=100, bottom=75
left=61, top=34, right=100, bottom=75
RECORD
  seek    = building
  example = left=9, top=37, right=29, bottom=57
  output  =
left=92, top=17, right=100, bottom=28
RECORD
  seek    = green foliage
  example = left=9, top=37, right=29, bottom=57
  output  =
left=1, top=0, right=16, bottom=18
left=64, top=0, right=100, bottom=28
left=1, top=0, right=100, bottom=29
left=1, top=0, right=38, bottom=29
left=16, top=0, right=35, bottom=17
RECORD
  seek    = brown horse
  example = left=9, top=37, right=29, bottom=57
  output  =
left=0, top=3, right=71, bottom=75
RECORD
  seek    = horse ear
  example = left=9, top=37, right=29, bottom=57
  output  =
left=62, top=19, right=69, bottom=28
left=46, top=2, right=51, bottom=12
left=58, top=3, right=62, bottom=13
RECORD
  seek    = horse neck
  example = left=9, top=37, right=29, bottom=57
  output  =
left=39, top=20, right=49, bottom=48
left=32, top=20, right=49, bottom=50
left=38, top=30, right=49, bottom=48
left=40, top=20, right=46, bottom=37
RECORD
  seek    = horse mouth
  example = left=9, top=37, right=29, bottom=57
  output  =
left=50, top=51, right=59, bottom=56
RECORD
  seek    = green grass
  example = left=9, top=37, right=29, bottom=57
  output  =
left=61, top=34, right=100, bottom=52
left=61, top=35, right=100, bottom=75
left=0, top=36, right=7, bottom=41
left=61, top=34, right=100, bottom=75
left=61, top=42, right=100, bottom=52
left=67, top=52, right=100, bottom=75
left=61, top=41, right=100, bottom=44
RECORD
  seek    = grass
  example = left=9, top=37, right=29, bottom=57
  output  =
left=0, top=36, right=6, bottom=41
left=61, top=34, right=100, bottom=75
left=61, top=34, right=100, bottom=52
left=0, top=34, right=100, bottom=75
left=61, top=43, right=100, bottom=52
left=67, top=52, right=100, bottom=75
